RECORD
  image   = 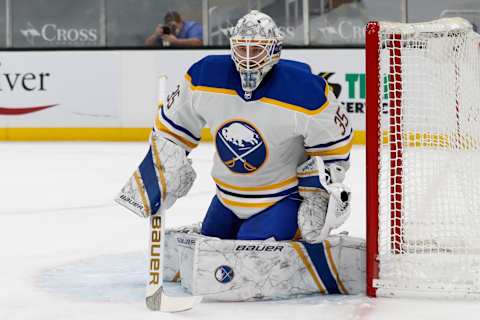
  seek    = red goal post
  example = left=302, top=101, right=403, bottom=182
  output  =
left=366, top=18, right=480, bottom=298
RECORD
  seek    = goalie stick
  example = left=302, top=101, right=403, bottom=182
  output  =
left=145, top=75, right=202, bottom=312
left=146, top=210, right=202, bottom=311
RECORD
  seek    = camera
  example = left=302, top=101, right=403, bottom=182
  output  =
left=162, top=25, right=171, bottom=35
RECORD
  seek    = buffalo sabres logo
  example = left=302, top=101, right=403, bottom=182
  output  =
left=214, top=265, right=234, bottom=283
left=216, top=120, right=267, bottom=174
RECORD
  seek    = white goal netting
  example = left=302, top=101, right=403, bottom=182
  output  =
left=374, top=18, right=480, bottom=297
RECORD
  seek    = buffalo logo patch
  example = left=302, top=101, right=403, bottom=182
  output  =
left=215, top=120, right=267, bottom=174
left=214, top=265, right=234, bottom=283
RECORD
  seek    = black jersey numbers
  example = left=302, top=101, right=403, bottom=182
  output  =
left=334, top=106, right=349, bottom=135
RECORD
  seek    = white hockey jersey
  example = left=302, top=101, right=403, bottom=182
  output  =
left=155, top=55, right=353, bottom=219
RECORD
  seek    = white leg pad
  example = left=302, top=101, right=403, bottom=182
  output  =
left=170, top=232, right=365, bottom=301
left=162, top=223, right=202, bottom=282
left=163, top=229, right=181, bottom=282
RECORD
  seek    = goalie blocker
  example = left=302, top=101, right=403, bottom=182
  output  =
left=163, top=226, right=365, bottom=301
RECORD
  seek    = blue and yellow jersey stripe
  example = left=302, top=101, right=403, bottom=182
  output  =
left=213, top=175, right=298, bottom=194
left=305, top=129, right=354, bottom=162
left=154, top=117, right=198, bottom=151
left=214, top=175, right=299, bottom=214
left=154, top=104, right=201, bottom=151
left=217, top=195, right=278, bottom=209
left=159, top=102, right=201, bottom=143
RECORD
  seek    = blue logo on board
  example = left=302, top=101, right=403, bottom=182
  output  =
left=215, top=120, right=267, bottom=174
left=215, top=265, right=234, bottom=283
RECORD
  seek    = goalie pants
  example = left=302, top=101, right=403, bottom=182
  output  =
left=201, top=194, right=301, bottom=240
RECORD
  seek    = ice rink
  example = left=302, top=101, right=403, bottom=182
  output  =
left=1, top=142, right=480, bottom=320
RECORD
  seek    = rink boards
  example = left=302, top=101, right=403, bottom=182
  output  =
left=0, top=49, right=366, bottom=143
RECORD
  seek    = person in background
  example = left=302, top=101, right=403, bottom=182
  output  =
left=145, top=11, right=203, bottom=47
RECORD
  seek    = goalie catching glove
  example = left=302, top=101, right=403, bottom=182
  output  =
left=115, top=133, right=196, bottom=218
left=297, top=157, right=351, bottom=243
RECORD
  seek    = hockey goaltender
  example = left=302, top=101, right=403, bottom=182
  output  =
left=115, top=10, right=365, bottom=309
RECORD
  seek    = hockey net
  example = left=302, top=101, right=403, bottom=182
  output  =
left=366, top=18, right=480, bottom=298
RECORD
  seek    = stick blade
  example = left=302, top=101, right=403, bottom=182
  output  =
left=160, top=294, right=202, bottom=312
left=145, top=289, right=162, bottom=311
left=146, top=288, right=202, bottom=312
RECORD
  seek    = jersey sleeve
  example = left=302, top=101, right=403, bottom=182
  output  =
left=299, top=88, right=353, bottom=166
left=154, top=75, right=205, bottom=152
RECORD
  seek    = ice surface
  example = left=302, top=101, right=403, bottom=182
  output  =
left=1, top=142, right=479, bottom=320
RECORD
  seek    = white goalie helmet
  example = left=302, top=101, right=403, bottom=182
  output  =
left=230, top=10, right=283, bottom=99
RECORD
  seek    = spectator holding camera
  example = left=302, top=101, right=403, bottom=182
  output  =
left=145, top=11, right=203, bottom=47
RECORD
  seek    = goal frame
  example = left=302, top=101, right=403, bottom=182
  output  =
left=365, top=18, right=479, bottom=298
left=365, top=20, right=421, bottom=297
left=365, top=20, right=381, bottom=297
left=366, top=20, right=414, bottom=298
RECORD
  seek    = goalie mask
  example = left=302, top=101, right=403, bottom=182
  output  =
left=230, top=10, right=283, bottom=99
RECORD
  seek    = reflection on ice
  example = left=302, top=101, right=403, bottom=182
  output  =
left=37, top=252, right=146, bottom=302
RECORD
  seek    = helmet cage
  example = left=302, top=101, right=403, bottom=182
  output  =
left=229, top=10, right=283, bottom=97
left=230, top=38, right=281, bottom=73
